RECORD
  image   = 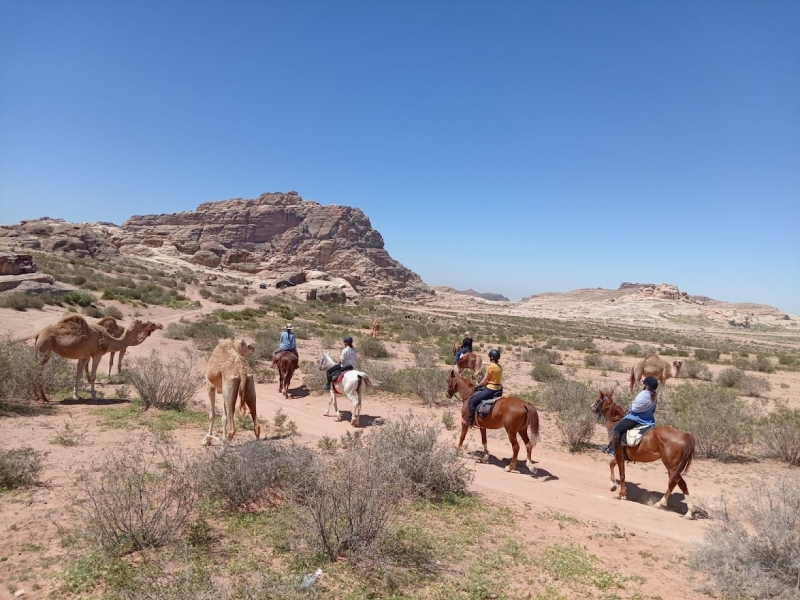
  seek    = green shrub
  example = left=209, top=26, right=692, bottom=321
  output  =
left=753, top=354, right=775, bottom=374
left=733, top=357, right=752, bottom=370
left=758, top=406, right=800, bottom=466
left=717, top=368, right=744, bottom=388
left=532, top=364, right=564, bottom=382
left=198, top=288, right=212, bottom=299
left=410, top=344, right=437, bottom=368
left=0, top=447, right=46, bottom=490
left=61, top=290, right=94, bottom=307
left=661, top=383, right=754, bottom=459
left=778, top=355, right=796, bottom=366
left=694, top=349, right=720, bottom=362
left=163, top=321, right=190, bottom=340
left=681, top=360, right=713, bottom=381
left=359, top=337, right=390, bottom=359
left=103, top=305, right=124, bottom=319
left=538, top=380, right=597, bottom=451
left=81, top=305, right=104, bottom=318
left=0, top=335, right=73, bottom=403
left=622, top=343, right=641, bottom=356
left=583, top=354, right=602, bottom=368
left=690, top=478, right=800, bottom=599
left=126, top=350, right=202, bottom=410
left=186, top=320, right=234, bottom=352
left=0, top=292, right=44, bottom=311
left=738, top=375, right=771, bottom=398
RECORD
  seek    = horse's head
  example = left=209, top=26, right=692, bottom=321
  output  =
left=318, top=351, right=332, bottom=372
left=446, top=370, right=458, bottom=399
left=591, top=390, right=615, bottom=416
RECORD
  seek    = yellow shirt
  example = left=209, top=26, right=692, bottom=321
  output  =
left=486, top=363, right=503, bottom=390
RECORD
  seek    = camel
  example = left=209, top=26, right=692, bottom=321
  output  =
left=30, top=315, right=152, bottom=402
left=83, top=317, right=163, bottom=379
left=370, top=318, right=380, bottom=338
left=203, top=338, right=260, bottom=446
left=630, top=354, right=683, bottom=390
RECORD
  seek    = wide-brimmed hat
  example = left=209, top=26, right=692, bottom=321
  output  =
left=464, top=331, right=470, bottom=336
left=286, top=324, right=293, bottom=330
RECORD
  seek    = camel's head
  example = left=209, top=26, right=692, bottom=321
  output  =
left=234, top=339, right=255, bottom=357
left=673, top=360, right=684, bottom=377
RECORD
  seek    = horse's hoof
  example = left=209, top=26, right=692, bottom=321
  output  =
left=683, top=512, right=696, bottom=520
left=504, top=466, right=517, bottom=473
left=610, top=483, right=617, bottom=492
left=654, top=501, right=668, bottom=511
left=614, top=494, right=624, bottom=500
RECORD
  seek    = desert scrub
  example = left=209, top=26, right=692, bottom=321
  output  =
left=680, top=360, right=712, bottom=381
left=359, top=337, right=390, bottom=359
left=690, top=478, right=800, bottom=599
left=622, top=343, right=641, bottom=356
left=660, top=383, right=754, bottom=459
left=0, top=447, right=46, bottom=490
left=738, top=374, right=771, bottom=398
left=717, top=367, right=744, bottom=388
left=758, top=406, right=800, bottom=465
left=694, top=348, right=720, bottom=362
left=410, top=344, right=437, bottom=367
left=126, top=349, right=202, bottom=410
left=0, top=291, right=45, bottom=311
left=0, top=335, right=73, bottom=403
left=538, top=380, right=596, bottom=451
left=532, top=364, right=564, bottom=382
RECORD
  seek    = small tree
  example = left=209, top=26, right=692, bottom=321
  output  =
left=126, top=349, right=202, bottom=410
left=538, top=380, right=597, bottom=451
left=759, top=406, right=800, bottom=466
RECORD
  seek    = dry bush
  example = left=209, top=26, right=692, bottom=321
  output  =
left=368, top=418, right=472, bottom=500
left=73, top=436, right=197, bottom=555
left=198, top=440, right=315, bottom=510
left=661, top=383, right=754, bottom=459
left=759, top=406, right=800, bottom=466
left=0, top=335, right=73, bottom=403
left=622, top=343, right=640, bottom=356
left=681, top=360, right=713, bottom=381
left=300, top=359, right=327, bottom=391
left=410, top=344, right=437, bottom=368
left=717, top=367, right=744, bottom=388
left=694, top=348, right=720, bottom=362
left=532, top=364, right=564, bottom=382
left=365, top=361, right=446, bottom=405
left=538, top=380, right=597, bottom=451
left=753, top=354, right=776, bottom=373
left=81, top=305, right=104, bottom=318
left=690, top=478, right=800, bottom=599
left=162, top=321, right=190, bottom=340
left=359, top=337, right=390, bottom=359
left=738, top=375, right=771, bottom=398
left=103, top=305, right=124, bottom=319
left=584, top=354, right=624, bottom=372
left=0, top=447, right=46, bottom=490
left=522, top=348, right=561, bottom=365
left=638, top=344, right=658, bottom=357
left=583, top=354, right=603, bottom=368
left=126, top=349, right=202, bottom=410
left=0, top=291, right=45, bottom=311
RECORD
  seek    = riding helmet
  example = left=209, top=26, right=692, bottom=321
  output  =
left=343, top=335, right=353, bottom=344
left=488, top=349, right=501, bottom=361
left=643, top=376, right=659, bottom=390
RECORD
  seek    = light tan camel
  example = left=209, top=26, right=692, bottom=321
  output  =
left=629, top=354, right=684, bottom=390
left=371, top=318, right=381, bottom=338
left=83, top=317, right=163, bottom=379
left=203, top=338, right=260, bottom=446
left=30, top=315, right=152, bottom=402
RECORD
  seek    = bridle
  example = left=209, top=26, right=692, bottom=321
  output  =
left=592, top=394, right=614, bottom=419
left=446, top=373, right=473, bottom=401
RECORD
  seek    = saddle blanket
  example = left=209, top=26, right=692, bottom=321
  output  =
left=332, top=371, right=347, bottom=385
left=625, top=425, right=653, bottom=447
left=476, top=391, right=504, bottom=417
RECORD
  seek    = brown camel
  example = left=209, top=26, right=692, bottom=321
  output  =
left=203, top=338, right=259, bottom=445
left=630, top=354, right=683, bottom=390
left=370, top=318, right=380, bottom=338
left=83, top=317, right=163, bottom=379
left=31, top=315, right=152, bottom=402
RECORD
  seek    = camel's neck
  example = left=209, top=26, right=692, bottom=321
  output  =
left=103, top=327, right=143, bottom=350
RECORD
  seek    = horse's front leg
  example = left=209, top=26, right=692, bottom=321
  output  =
left=505, top=430, right=520, bottom=473
left=609, top=458, right=618, bottom=492
left=615, top=452, right=627, bottom=500
left=479, top=427, right=489, bottom=463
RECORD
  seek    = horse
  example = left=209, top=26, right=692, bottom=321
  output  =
left=317, top=351, right=378, bottom=427
left=275, top=351, right=299, bottom=399
left=591, top=389, right=698, bottom=519
left=446, top=370, right=539, bottom=474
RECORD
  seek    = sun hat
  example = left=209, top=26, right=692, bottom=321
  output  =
left=464, top=331, right=470, bottom=336
left=286, top=324, right=293, bottom=329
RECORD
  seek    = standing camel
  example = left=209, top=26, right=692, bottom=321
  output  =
left=203, top=339, right=259, bottom=445
left=630, top=354, right=683, bottom=390
left=30, top=315, right=152, bottom=402
left=83, top=318, right=163, bottom=379
left=370, top=318, right=381, bottom=338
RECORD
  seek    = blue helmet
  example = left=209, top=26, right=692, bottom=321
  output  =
left=488, top=349, right=501, bottom=361
left=343, top=335, right=353, bottom=344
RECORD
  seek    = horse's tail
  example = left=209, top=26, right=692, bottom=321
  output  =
left=677, top=432, right=695, bottom=477
left=357, top=374, right=380, bottom=389
left=526, top=404, right=540, bottom=447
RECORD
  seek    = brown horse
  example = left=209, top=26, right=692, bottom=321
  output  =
left=452, top=343, right=483, bottom=378
left=591, top=390, right=698, bottom=519
left=446, top=370, right=539, bottom=474
left=275, top=351, right=299, bottom=398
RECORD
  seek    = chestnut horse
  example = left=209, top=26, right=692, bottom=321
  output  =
left=275, top=351, right=298, bottom=399
left=452, top=343, right=483, bottom=378
left=446, top=370, right=539, bottom=474
left=591, top=390, right=698, bottom=519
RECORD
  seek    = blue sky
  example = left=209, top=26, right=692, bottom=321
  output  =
left=1, top=2, right=798, bottom=313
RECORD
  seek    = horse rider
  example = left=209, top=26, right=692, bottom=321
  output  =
left=603, top=376, right=659, bottom=455
left=464, top=348, right=503, bottom=427
left=455, top=331, right=473, bottom=365
left=272, top=323, right=298, bottom=364
left=324, top=335, right=357, bottom=391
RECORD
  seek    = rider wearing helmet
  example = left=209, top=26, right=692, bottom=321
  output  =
left=604, top=376, right=659, bottom=455
left=325, top=335, right=357, bottom=391
left=465, top=348, right=503, bottom=427
left=455, top=331, right=473, bottom=365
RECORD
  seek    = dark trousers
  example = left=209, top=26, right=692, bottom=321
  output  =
left=467, top=387, right=502, bottom=423
left=611, top=417, right=640, bottom=445
left=326, top=364, right=353, bottom=386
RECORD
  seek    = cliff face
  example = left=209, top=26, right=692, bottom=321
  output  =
left=0, top=192, right=432, bottom=300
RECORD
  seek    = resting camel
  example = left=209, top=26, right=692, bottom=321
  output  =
left=630, top=354, right=683, bottom=390
left=83, top=317, right=163, bottom=379
left=370, top=318, right=380, bottom=338
left=203, top=338, right=260, bottom=446
left=29, top=315, right=152, bottom=402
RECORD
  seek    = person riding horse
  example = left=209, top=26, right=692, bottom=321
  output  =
left=464, top=348, right=503, bottom=427
left=455, top=331, right=473, bottom=365
left=602, top=375, right=659, bottom=455
left=272, top=324, right=298, bottom=363
left=324, top=335, right=357, bottom=391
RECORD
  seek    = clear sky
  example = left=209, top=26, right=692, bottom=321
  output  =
left=1, top=2, right=798, bottom=313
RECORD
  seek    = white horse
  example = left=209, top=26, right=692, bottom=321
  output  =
left=317, top=351, right=378, bottom=427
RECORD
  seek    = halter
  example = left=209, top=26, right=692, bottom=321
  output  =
left=446, top=373, right=473, bottom=401
left=592, top=394, right=614, bottom=419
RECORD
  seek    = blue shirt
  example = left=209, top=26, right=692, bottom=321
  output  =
left=626, top=390, right=656, bottom=426
left=279, top=331, right=296, bottom=351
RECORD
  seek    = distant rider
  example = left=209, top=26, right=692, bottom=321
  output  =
left=455, top=331, right=473, bottom=365
left=272, top=324, right=297, bottom=363
left=464, top=348, right=503, bottom=427
left=325, top=335, right=357, bottom=391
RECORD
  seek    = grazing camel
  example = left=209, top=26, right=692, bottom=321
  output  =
left=203, top=338, right=260, bottom=446
left=630, top=354, right=683, bottom=390
left=370, top=318, right=380, bottom=338
left=83, top=318, right=163, bottom=379
left=31, top=315, right=152, bottom=402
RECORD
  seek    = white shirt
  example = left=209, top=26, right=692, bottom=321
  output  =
left=630, top=390, right=656, bottom=413
left=340, top=346, right=357, bottom=368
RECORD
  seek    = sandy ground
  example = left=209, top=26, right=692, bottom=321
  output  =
left=1, top=298, right=798, bottom=599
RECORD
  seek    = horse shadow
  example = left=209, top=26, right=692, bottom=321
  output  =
left=473, top=453, right=559, bottom=481
left=624, top=481, right=689, bottom=514
left=59, top=396, right=130, bottom=406
left=335, top=411, right=383, bottom=427
left=286, top=386, right=310, bottom=399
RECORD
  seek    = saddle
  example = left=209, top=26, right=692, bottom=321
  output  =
left=476, top=390, right=504, bottom=418
left=332, top=371, right=347, bottom=385
left=272, top=349, right=298, bottom=364
left=624, top=424, right=653, bottom=448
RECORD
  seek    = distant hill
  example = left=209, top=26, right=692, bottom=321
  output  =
left=432, top=286, right=510, bottom=302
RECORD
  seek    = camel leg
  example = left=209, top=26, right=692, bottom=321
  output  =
left=222, top=376, right=240, bottom=441
left=609, top=458, right=618, bottom=492
left=479, top=427, right=489, bottom=463
left=74, top=358, right=88, bottom=399
left=88, top=356, right=102, bottom=400
left=35, top=351, right=50, bottom=402
left=204, top=382, right=217, bottom=446
left=505, top=429, right=520, bottom=473
left=244, top=375, right=260, bottom=440
left=108, top=352, right=116, bottom=377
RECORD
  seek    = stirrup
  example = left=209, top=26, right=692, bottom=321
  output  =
left=600, top=444, right=616, bottom=456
